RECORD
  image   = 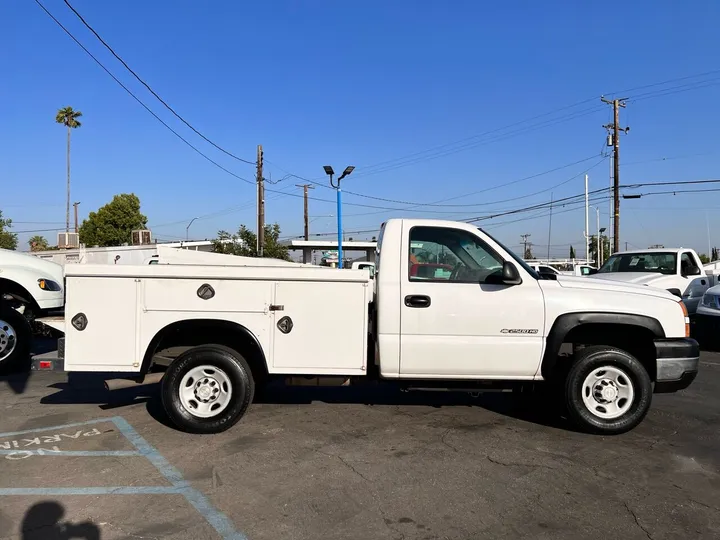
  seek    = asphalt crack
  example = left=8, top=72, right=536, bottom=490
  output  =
left=486, top=455, right=557, bottom=470
left=316, top=448, right=371, bottom=482
left=440, top=429, right=458, bottom=452
left=690, top=498, right=720, bottom=512
left=624, top=502, right=653, bottom=540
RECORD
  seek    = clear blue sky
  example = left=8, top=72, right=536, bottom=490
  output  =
left=3, top=0, right=719, bottom=257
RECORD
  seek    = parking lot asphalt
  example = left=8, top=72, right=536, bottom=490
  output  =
left=0, top=354, right=718, bottom=540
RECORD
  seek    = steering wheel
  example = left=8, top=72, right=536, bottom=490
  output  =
left=449, top=262, right=464, bottom=281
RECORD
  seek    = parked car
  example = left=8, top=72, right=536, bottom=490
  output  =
left=696, top=285, right=720, bottom=348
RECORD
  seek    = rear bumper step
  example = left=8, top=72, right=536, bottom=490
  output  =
left=31, top=337, right=65, bottom=371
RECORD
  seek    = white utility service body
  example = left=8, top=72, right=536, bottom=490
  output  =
left=588, top=248, right=714, bottom=314
left=35, top=218, right=699, bottom=435
left=52, top=248, right=370, bottom=375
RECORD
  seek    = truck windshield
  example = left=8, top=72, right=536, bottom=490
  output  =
left=477, top=228, right=539, bottom=280
left=598, top=252, right=677, bottom=274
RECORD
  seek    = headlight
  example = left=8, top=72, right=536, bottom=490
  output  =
left=37, top=279, right=62, bottom=292
left=701, top=293, right=720, bottom=310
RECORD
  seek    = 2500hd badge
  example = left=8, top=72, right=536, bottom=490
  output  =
left=500, top=329, right=539, bottom=334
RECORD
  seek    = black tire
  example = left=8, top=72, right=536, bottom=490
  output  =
left=565, top=345, right=653, bottom=435
left=161, top=344, right=255, bottom=434
left=0, top=303, right=32, bottom=374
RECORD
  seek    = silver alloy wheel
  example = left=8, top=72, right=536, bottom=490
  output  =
left=179, top=365, right=233, bottom=418
left=581, top=366, right=635, bottom=419
left=0, top=319, right=17, bottom=363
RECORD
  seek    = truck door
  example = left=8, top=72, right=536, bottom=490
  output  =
left=399, top=225, right=545, bottom=378
left=681, top=251, right=708, bottom=313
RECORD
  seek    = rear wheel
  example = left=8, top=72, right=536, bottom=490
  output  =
left=565, top=345, right=652, bottom=435
left=161, top=344, right=254, bottom=434
left=0, top=304, right=31, bottom=374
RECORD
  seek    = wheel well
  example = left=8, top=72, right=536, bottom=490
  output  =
left=560, top=323, right=657, bottom=381
left=142, top=319, right=269, bottom=383
left=0, top=279, right=39, bottom=311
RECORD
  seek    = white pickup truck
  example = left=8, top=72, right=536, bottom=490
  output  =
left=1, top=249, right=65, bottom=372
left=588, top=248, right=712, bottom=314
left=33, top=219, right=699, bottom=435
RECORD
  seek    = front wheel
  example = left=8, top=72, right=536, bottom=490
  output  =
left=0, top=303, right=31, bottom=374
left=161, top=344, right=255, bottom=434
left=565, top=346, right=653, bottom=435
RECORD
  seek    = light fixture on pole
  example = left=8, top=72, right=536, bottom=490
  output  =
left=599, top=227, right=607, bottom=268
left=186, top=217, right=199, bottom=241
left=324, top=165, right=355, bottom=268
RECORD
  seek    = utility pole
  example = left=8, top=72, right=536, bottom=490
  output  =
left=520, top=233, right=532, bottom=259
left=256, top=145, right=264, bottom=256
left=296, top=184, right=315, bottom=240
left=602, top=96, right=629, bottom=253
left=73, top=202, right=80, bottom=234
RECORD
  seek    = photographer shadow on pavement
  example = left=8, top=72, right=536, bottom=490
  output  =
left=21, top=501, right=100, bottom=540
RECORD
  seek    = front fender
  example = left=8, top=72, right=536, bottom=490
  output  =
left=541, top=312, right=665, bottom=379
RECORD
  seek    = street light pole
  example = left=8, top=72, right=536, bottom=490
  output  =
left=590, top=206, right=601, bottom=268
left=186, top=217, right=199, bottom=241
left=324, top=165, right=355, bottom=269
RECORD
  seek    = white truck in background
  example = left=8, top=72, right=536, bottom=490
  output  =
left=587, top=248, right=714, bottom=314
left=33, top=219, right=699, bottom=436
left=0, top=249, right=65, bottom=372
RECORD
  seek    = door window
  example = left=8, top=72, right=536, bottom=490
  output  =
left=680, top=252, right=695, bottom=274
left=409, top=226, right=503, bottom=283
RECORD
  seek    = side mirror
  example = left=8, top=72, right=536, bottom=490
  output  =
left=683, top=265, right=701, bottom=277
left=501, top=261, right=522, bottom=285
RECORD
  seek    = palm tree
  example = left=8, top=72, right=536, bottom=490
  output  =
left=55, top=107, right=82, bottom=233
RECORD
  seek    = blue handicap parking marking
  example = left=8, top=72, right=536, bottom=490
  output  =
left=0, top=416, right=247, bottom=540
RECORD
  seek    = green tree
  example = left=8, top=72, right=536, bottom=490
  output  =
left=699, top=253, right=710, bottom=264
left=0, top=210, right=18, bottom=250
left=79, top=193, right=148, bottom=247
left=589, top=234, right=611, bottom=266
left=28, top=235, right=50, bottom=251
left=213, top=223, right=290, bottom=261
left=523, top=245, right=534, bottom=259
left=55, top=106, right=83, bottom=233
left=712, top=247, right=718, bottom=262
left=569, top=245, right=576, bottom=259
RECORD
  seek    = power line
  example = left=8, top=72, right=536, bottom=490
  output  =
left=9, top=227, right=62, bottom=234
left=61, top=0, right=255, bottom=165
left=349, top=106, right=607, bottom=179
left=341, top=155, right=608, bottom=218
left=33, top=0, right=256, bottom=186
left=270, top=69, right=720, bottom=202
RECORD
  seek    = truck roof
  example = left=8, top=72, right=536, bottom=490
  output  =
left=610, top=248, right=693, bottom=255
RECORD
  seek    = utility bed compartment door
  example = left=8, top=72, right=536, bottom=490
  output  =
left=271, top=281, right=368, bottom=374
left=64, top=276, right=140, bottom=371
